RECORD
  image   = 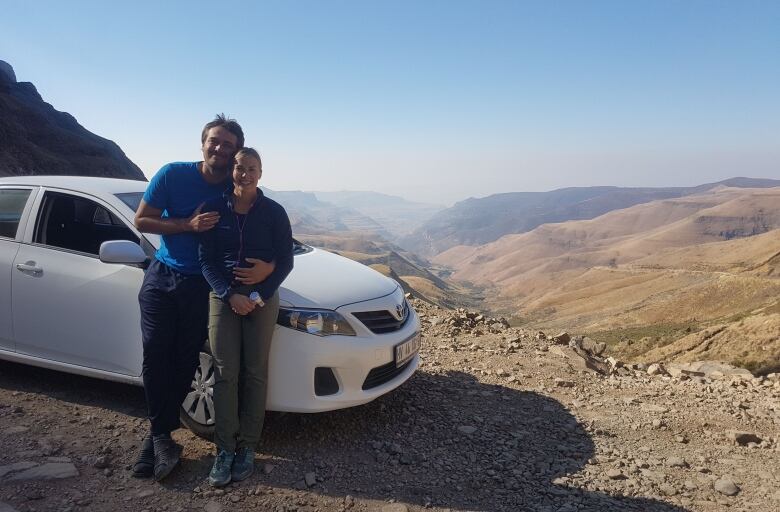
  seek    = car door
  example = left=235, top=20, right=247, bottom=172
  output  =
left=0, top=186, right=37, bottom=352
left=12, top=189, right=147, bottom=376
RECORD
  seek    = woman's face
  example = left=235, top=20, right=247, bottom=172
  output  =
left=232, top=154, right=262, bottom=189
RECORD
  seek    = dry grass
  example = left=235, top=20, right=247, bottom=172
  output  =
left=641, top=313, right=780, bottom=375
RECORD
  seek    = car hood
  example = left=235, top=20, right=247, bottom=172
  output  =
left=278, top=247, right=399, bottom=310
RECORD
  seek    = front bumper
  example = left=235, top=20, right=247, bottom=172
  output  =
left=265, top=295, right=421, bottom=412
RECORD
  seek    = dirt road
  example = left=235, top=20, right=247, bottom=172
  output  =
left=1, top=301, right=778, bottom=511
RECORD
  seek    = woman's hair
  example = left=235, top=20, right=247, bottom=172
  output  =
left=234, top=147, right=262, bottom=168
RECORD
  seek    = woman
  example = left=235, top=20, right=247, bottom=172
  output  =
left=199, top=147, right=293, bottom=487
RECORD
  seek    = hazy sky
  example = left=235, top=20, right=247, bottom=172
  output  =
left=2, top=0, right=778, bottom=205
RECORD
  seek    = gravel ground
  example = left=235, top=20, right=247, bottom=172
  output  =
left=0, top=299, right=778, bottom=512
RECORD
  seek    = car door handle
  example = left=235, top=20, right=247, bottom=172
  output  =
left=16, top=262, right=43, bottom=275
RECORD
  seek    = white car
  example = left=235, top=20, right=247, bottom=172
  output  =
left=0, top=176, right=421, bottom=437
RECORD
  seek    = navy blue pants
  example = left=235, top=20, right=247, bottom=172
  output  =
left=139, top=259, right=210, bottom=436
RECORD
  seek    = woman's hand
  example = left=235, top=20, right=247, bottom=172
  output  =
left=233, top=258, right=275, bottom=284
left=228, top=294, right=256, bottom=315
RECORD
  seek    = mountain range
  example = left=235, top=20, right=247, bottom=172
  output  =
left=400, top=178, right=780, bottom=257
left=433, top=185, right=780, bottom=373
left=0, top=60, right=144, bottom=180
left=312, top=191, right=443, bottom=237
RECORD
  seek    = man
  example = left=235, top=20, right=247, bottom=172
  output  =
left=133, top=115, right=273, bottom=481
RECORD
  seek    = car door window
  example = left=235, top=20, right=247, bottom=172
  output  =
left=0, top=189, right=32, bottom=239
left=34, top=192, right=139, bottom=255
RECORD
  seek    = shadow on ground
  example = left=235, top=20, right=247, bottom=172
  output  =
left=0, top=361, right=689, bottom=511
left=0, top=360, right=146, bottom=418
left=259, top=370, right=688, bottom=512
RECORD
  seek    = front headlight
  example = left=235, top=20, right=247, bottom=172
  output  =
left=277, top=307, right=357, bottom=336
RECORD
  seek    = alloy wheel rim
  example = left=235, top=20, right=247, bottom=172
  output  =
left=181, top=352, right=215, bottom=426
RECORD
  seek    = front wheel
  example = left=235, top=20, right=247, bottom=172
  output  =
left=180, top=351, right=216, bottom=440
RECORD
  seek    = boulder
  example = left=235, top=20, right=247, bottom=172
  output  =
left=646, top=363, right=669, bottom=376
left=549, top=345, right=608, bottom=375
left=581, top=337, right=606, bottom=356
left=713, top=476, right=740, bottom=496
left=667, top=361, right=752, bottom=380
left=7, top=462, right=78, bottom=481
left=666, top=365, right=705, bottom=378
left=727, top=431, right=762, bottom=446
left=0, top=461, right=38, bottom=478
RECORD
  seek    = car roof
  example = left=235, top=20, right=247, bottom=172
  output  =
left=0, top=175, right=148, bottom=195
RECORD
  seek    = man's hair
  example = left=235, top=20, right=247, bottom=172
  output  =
left=234, top=147, right=262, bottom=168
left=201, top=113, right=245, bottom=149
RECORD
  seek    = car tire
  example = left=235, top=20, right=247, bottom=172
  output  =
left=179, top=350, right=216, bottom=440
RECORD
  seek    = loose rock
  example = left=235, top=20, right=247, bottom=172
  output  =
left=713, top=476, right=740, bottom=496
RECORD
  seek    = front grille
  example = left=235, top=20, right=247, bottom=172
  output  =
left=353, top=303, right=409, bottom=334
left=362, top=359, right=413, bottom=390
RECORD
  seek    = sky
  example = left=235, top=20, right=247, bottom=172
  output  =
left=2, top=0, right=779, bottom=205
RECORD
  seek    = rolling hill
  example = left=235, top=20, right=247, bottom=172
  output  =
left=401, top=178, right=780, bottom=257
left=434, top=186, right=780, bottom=372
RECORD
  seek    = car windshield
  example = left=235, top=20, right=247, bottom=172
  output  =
left=293, top=239, right=312, bottom=255
left=116, top=192, right=143, bottom=213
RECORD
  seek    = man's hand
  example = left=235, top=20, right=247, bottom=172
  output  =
left=135, top=200, right=219, bottom=235
left=187, top=203, right=220, bottom=232
left=233, top=258, right=275, bottom=284
left=228, top=294, right=256, bottom=316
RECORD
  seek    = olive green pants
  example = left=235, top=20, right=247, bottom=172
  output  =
left=208, top=290, right=279, bottom=452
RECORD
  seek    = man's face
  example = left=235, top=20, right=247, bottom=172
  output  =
left=201, top=126, right=239, bottom=172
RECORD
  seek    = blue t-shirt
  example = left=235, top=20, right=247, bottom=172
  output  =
left=143, top=162, right=228, bottom=274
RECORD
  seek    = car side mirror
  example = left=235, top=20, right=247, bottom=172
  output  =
left=99, top=240, right=149, bottom=266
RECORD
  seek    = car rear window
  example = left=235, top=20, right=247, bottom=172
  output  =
left=116, top=192, right=144, bottom=213
left=0, top=189, right=32, bottom=239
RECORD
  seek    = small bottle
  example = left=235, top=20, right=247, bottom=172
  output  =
left=249, top=291, right=265, bottom=307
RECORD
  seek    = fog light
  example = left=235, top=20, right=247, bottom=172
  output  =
left=314, top=367, right=339, bottom=396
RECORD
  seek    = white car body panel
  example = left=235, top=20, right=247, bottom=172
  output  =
left=12, top=243, right=145, bottom=376
left=0, top=176, right=420, bottom=414
left=0, top=239, right=20, bottom=351
left=277, top=248, right=397, bottom=310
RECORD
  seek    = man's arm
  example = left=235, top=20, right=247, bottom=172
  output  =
left=233, top=258, right=275, bottom=284
left=134, top=200, right=220, bottom=234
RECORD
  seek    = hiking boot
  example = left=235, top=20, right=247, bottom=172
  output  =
left=231, top=447, right=255, bottom=482
left=131, top=434, right=154, bottom=478
left=208, top=449, right=234, bottom=487
left=152, top=436, right=182, bottom=481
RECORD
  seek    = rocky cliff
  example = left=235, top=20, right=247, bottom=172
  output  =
left=0, top=60, right=145, bottom=180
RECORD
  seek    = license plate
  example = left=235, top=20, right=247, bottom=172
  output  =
left=394, top=333, right=421, bottom=367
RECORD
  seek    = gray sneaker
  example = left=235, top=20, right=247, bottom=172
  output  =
left=231, top=447, right=255, bottom=482
left=208, top=449, right=234, bottom=487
